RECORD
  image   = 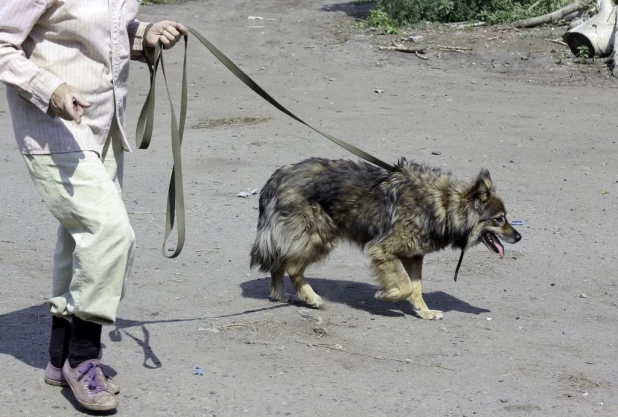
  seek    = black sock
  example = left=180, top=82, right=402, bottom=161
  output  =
left=67, top=317, right=102, bottom=368
left=49, top=316, right=71, bottom=368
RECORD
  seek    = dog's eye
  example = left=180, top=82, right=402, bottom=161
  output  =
left=495, top=216, right=505, bottom=223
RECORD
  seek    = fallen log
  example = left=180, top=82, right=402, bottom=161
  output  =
left=563, top=0, right=616, bottom=57
left=514, top=1, right=590, bottom=28
left=378, top=45, right=427, bottom=54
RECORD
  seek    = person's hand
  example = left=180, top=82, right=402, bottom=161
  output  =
left=144, top=20, right=188, bottom=50
left=49, top=83, right=91, bottom=124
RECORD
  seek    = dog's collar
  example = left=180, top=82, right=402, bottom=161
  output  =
left=454, top=217, right=497, bottom=281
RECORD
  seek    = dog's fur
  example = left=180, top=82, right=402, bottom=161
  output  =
left=250, top=157, right=521, bottom=319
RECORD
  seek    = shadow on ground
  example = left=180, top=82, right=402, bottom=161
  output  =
left=0, top=303, right=292, bottom=372
left=240, top=276, right=490, bottom=317
left=320, top=1, right=375, bottom=19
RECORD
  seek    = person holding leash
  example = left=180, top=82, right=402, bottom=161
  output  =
left=0, top=1, right=187, bottom=411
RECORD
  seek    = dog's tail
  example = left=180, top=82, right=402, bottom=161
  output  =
left=250, top=224, right=282, bottom=273
left=250, top=177, right=284, bottom=273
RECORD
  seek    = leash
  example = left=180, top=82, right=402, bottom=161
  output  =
left=453, top=250, right=465, bottom=282
left=136, top=26, right=394, bottom=258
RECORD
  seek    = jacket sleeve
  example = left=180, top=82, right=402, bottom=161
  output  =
left=0, top=0, right=64, bottom=114
left=128, top=20, right=152, bottom=63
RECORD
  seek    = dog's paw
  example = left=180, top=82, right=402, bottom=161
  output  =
left=301, top=293, right=325, bottom=309
left=415, top=309, right=443, bottom=320
left=269, top=293, right=299, bottom=304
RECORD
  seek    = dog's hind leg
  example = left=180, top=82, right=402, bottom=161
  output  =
left=287, top=262, right=324, bottom=309
left=369, top=246, right=414, bottom=302
left=402, top=256, right=443, bottom=320
left=269, top=267, right=298, bottom=304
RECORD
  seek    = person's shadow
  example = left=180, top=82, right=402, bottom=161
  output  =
left=241, top=276, right=490, bottom=317
left=0, top=303, right=284, bottom=415
left=0, top=303, right=290, bottom=373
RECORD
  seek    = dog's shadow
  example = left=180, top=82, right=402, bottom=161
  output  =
left=241, top=277, right=490, bottom=317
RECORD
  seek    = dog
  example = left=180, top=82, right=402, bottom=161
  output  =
left=250, top=157, right=521, bottom=319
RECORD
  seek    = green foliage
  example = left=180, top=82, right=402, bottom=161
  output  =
left=576, top=45, right=590, bottom=63
left=367, top=10, right=401, bottom=34
left=371, top=0, right=571, bottom=25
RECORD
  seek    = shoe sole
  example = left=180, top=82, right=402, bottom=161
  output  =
left=75, top=398, right=118, bottom=412
left=44, top=377, right=68, bottom=387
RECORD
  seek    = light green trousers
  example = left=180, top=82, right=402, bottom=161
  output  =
left=22, top=124, right=135, bottom=325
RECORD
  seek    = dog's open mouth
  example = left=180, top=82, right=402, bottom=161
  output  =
left=482, top=232, right=504, bottom=259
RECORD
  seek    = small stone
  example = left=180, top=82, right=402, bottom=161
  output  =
left=509, top=159, right=515, bottom=163
left=582, top=392, right=589, bottom=397
left=375, top=88, right=384, bottom=94
left=580, top=293, right=587, bottom=298
left=431, top=151, right=441, bottom=155
left=551, top=283, right=556, bottom=286
left=408, top=35, right=424, bottom=43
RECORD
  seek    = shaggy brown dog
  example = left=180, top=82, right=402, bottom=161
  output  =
left=250, top=158, right=521, bottom=319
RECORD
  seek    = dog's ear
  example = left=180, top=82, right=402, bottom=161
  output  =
left=476, top=169, right=493, bottom=192
left=467, top=169, right=493, bottom=208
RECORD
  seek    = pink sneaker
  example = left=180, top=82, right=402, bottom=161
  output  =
left=44, top=362, right=67, bottom=387
left=62, top=359, right=118, bottom=411
left=45, top=361, right=119, bottom=394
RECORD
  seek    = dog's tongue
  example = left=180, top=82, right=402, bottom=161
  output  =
left=493, top=235, right=504, bottom=259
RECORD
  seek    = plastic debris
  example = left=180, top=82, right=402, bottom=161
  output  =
left=194, top=367, right=203, bottom=376
left=431, top=151, right=441, bottom=155
left=248, top=16, right=264, bottom=20
left=510, top=220, right=523, bottom=226
left=409, top=35, right=424, bottom=43
left=237, top=188, right=260, bottom=198
left=198, top=327, right=220, bottom=333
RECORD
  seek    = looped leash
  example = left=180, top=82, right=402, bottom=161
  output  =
left=136, top=26, right=395, bottom=258
left=136, top=37, right=187, bottom=258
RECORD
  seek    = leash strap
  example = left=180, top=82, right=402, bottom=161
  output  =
left=453, top=250, right=465, bottom=282
left=136, top=38, right=188, bottom=258
left=136, top=27, right=394, bottom=258
left=185, top=26, right=394, bottom=172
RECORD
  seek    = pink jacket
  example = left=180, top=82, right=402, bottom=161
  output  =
left=0, top=0, right=149, bottom=154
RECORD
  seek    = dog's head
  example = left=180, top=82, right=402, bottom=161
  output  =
left=463, top=170, right=521, bottom=257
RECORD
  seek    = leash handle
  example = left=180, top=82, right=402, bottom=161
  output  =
left=135, top=38, right=188, bottom=258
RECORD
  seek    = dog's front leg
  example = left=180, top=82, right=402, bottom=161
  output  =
left=402, top=256, right=443, bottom=320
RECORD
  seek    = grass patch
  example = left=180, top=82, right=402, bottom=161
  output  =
left=364, top=0, right=574, bottom=28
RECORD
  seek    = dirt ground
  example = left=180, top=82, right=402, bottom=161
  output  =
left=1, top=1, right=617, bottom=416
